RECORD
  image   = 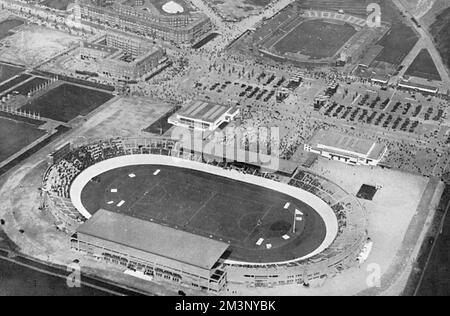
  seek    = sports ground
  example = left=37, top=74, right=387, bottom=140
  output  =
left=0, top=117, right=46, bottom=162
left=80, top=164, right=327, bottom=263
left=0, top=63, right=24, bottom=83
left=0, top=19, right=24, bottom=40
left=273, top=20, right=357, bottom=59
left=20, top=84, right=114, bottom=122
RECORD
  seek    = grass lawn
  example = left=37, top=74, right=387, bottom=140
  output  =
left=20, top=84, right=113, bottom=123
left=0, top=117, right=46, bottom=162
left=273, top=20, right=356, bottom=59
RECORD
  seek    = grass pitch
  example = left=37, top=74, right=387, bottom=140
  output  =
left=20, top=84, right=113, bottom=123
left=404, top=49, right=442, bottom=81
left=0, top=19, right=24, bottom=40
left=0, top=63, right=24, bottom=84
left=80, top=164, right=327, bottom=263
left=0, top=117, right=46, bottom=162
left=272, top=20, right=357, bottom=59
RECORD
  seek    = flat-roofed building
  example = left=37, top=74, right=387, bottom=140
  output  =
left=304, top=130, right=387, bottom=166
left=78, top=31, right=166, bottom=81
left=71, top=209, right=229, bottom=292
left=168, top=100, right=239, bottom=132
left=398, top=79, right=439, bottom=95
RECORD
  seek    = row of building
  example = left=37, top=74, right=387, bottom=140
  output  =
left=75, top=0, right=212, bottom=44
left=79, top=31, right=167, bottom=81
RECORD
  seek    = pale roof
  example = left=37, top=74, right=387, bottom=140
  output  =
left=308, top=130, right=386, bottom=160
left=77, top=209, right=229, bottom=270
left=177, top=100, right=236, bottom=123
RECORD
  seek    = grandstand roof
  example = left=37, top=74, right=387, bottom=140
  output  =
left=177, top=100, right=238, bottom=124
left=308, top=130, right=386, bottom=160
left=77, top=209, right=229, bottom=270
left=398, top=80, right=438, bottom=93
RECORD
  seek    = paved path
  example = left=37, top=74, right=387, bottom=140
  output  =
left=392, top=0, right=450, bottom=89
left=188, top=0, right=297, bottom=52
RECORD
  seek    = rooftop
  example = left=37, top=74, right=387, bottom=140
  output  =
left=308, top=130, right=386, bottom=160
left=77, top=209, right=229, bottom=270
left=177, top=100, right=238, bottom=124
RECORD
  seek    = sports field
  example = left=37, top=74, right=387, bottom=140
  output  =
left=0, top=19, right=24, bottom=40
left=20, top=84, right=113, bottom=123
left=404, top=49, right=442, bottom=81
left=13, top=77, right=49, bottom=96
left=80, top=164, right=327, bottom=263
left=273, top=20, right=357, bottom=59
left=0, top=117, right=46, bottom=162
left=0, top=63, right=24, bottom=84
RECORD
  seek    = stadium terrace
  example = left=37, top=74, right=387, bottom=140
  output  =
left=42, top=137, right=369, bottom=292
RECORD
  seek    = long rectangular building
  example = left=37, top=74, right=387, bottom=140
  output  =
left=304, top=130, right=387, bottom=166
left=72, top=209, right=229, bottom=293
left=169, top=100, right=239, bottom=132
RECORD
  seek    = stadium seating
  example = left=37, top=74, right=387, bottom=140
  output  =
left=43, top=136, right=368, bottom=279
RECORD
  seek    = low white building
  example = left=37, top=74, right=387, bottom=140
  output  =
left=168, top=100, right=239, bottom=132
left=304, top=130, right=387, bottom=166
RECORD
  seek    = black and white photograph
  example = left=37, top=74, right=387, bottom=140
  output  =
left=0, top=0, right=448, bottom=301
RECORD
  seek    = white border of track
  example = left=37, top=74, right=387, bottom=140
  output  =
left=70, top=154, right=339, bottom=266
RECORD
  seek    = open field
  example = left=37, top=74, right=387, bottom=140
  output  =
left=210, top=0, right=272, bottom=21
left=41, top=0, right=73, bottom=11
left=13, top=77, right=49, bottom=96
left=0, top=74, right=31, bottom=94
left=404, top=48, right=442, bottom=80
left=80, top=164, right=326, bottom=263
left=20, top=84, right=113, bottom=123
left=298, top=0, right=375, bottom=17
left=273, top=20, right=356, bottom=59
left=0, top=63, right=24, bottom=84
left=0, top=19, right=24, bottom=40
left=429, top=6, right=450, bottom=70
left=0, top=117, right=46, bottom=162
left=0, top=25, right=79, bottom=67
left=375, top=21, right=419, bottom=66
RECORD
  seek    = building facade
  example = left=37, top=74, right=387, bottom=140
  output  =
left=77, top=0, right=212, bottom=44
left=79, top=31, right=167, bottom=80
left=71, top=209, right=229, bottom=293
left=169, top=100, right=239, bottom=132
left=304, top=130, right=387, bottom=166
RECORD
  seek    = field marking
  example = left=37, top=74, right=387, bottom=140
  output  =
left=128, top=178, right=165, bottom=213
left=184, top=190, right=217, bottom=226
left=243, top=204, right=276, bottom=243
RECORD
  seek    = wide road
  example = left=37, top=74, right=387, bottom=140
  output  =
left=392, top=0, right=450, bottom=87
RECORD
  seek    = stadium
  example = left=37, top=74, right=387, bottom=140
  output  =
left=41, top=137, right=369, bottom=292
left=254, top=7, right=390, bottom=67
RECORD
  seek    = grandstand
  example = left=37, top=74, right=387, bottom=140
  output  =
left=41, top=137, right=369, bottom=290
left=254, top=7, right=390, bottom=67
